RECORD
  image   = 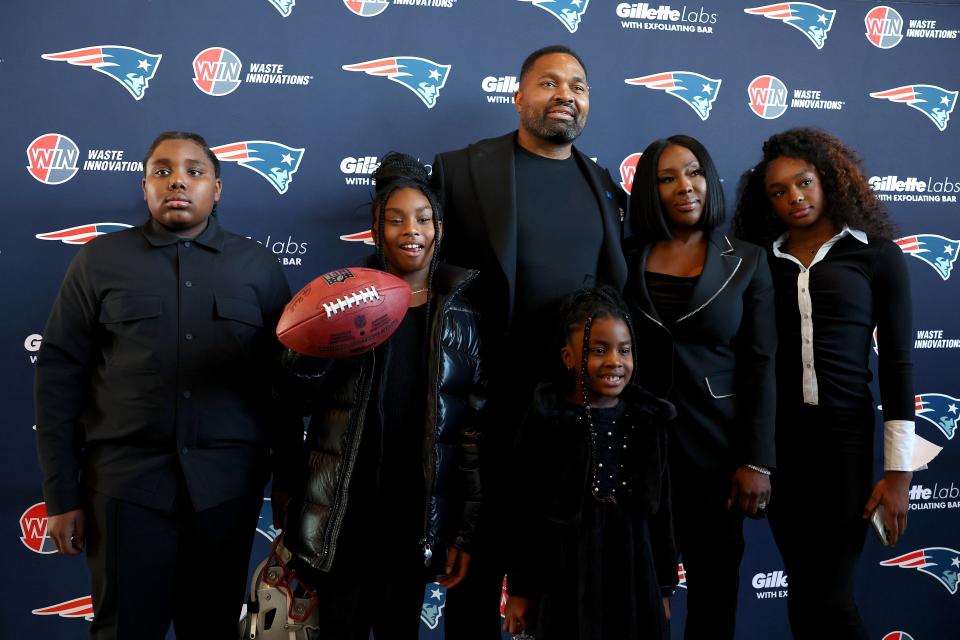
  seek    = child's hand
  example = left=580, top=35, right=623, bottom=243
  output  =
left=662, top=596, right=671, bottom=622
left=437, top=547, right=471, bottom=588
left=863, top=470, right=912, bottom=545
left=502, top=595, right=535, bottom=635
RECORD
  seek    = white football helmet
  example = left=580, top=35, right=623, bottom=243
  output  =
left=239, top=536, right=321, bottom=640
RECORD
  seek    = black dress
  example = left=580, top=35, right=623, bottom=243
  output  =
left=508, top=382, right=677, bottom=640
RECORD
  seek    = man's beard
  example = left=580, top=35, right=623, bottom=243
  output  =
left=520, top=106, right=585, bottom=144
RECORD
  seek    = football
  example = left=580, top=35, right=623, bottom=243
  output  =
left=277, top=267, right=412, bottom=358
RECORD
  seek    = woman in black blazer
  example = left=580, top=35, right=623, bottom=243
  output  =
left=624, top=135, right=777, bottom=640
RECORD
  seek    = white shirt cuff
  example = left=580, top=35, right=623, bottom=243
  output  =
left=883, top=420, right=915, bottom=471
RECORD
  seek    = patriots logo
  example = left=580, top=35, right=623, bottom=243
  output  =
left=36, top=223, right=131, bottom=245
left=42, top=46, right=161, bottom=100
left=255, top=498, right=281, bottom=543
left=32, top=596, right=95, bottom=621
left=625, top=72, right=722, bottom=121
left=211, top=141, right=304, bottom=195
left=267, top=0, right=295, bottom=17
left=420, top=582, right=446, bottom=630
left=518, top=0, right=590, bottom=34
left=342, top=57, right=450, bottom=108
left=870, top=85, right=958, bottom=132
left=744, top=3, right=836, bottom=49
left=340, top=230, right=375, bottom=245
left=880, top=547, right=960, bottom=594
left=915, top=393, right=959, bottom=440
left=895, top=234, right=960, bottom=280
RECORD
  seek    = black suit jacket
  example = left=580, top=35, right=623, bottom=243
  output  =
left=431, top=131, right=627, bottom=340
left=625, top=230, right=777, bottom=471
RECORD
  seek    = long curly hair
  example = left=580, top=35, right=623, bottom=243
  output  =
left=732, top=128, right=896, bottom=248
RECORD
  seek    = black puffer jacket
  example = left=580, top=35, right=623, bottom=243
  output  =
left=281, top=261, right=484, bottom=573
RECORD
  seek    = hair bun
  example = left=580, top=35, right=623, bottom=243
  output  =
left=372, top=152, right=429, bottom=192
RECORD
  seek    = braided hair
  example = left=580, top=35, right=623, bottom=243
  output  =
left=369, top=152, right=444, bottom=348
left=557, top=286, right=637, bottom=413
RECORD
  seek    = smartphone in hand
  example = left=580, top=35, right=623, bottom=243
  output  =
left=871, top=504, right=892, bottom=546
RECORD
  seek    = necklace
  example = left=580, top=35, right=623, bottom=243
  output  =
left=411, top=288, right=428, bottom=295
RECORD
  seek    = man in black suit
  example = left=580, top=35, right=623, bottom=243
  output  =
left=431, top=45, right=627, bottom=638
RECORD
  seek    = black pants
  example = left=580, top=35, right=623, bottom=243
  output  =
left=670, top=453, right=745, bottom=640
left=84, top=487, right=262, bottom=639
left=297, top=550, right=429, bottom=640
left=768, top=403, right=873, bottom=640
left=442, top=545, right=505, bottom=640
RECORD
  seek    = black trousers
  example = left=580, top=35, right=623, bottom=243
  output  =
left=83, top=487, right=262, bottom=640
left=670, top=452, right=745, bottom=640
left=768, top=403, right=873, bottom=640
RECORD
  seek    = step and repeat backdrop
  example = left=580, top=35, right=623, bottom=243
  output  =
left=2, top=0, right=958, bottom=638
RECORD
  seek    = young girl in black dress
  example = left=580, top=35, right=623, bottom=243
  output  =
left=502, top=287, right=677, bottom=640
left=733, top=128, right=916, bottom=639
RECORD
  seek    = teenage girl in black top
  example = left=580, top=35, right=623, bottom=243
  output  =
left=733, top=128, right=915, bottom=639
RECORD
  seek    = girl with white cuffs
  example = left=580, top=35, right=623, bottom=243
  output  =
left=733, top=127, right=914, bottom=640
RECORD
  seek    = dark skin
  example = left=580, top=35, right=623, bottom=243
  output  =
left=649, top=145, right=771, bottom=517
left=766, top=155, right=912, bottom=543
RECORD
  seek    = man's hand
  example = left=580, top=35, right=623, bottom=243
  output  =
left=727, top=465, right=771, bottom=517
left=437, top=547, right=471, bottom=588
left=864, top=470, right=912, bottom=545
left=502, top=595, right=535, bottom=635
left=47, top=509, right=85, bottom=556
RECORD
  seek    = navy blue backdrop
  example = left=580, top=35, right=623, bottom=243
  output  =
left=2, top=1, right=958, bottom=638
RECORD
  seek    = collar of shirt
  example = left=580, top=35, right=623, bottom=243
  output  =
left=772, top=225, right=867, bottom=270
left=141, top=216, right=224, bottom=251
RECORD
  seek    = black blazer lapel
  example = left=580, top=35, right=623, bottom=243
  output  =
left=629, top=242, right=665, bottom=327
left=468, top=132, right=518, bottom=318
left=573, top=147, right=627, bottom=290
left=677, top=231, right=742, bottom=323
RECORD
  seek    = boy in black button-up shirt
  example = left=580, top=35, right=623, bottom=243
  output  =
left=35, top=131, right=300, bottom=638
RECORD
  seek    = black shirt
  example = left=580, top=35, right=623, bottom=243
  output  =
left=645, top=272, right=699, bottom=326
left=35, top=216, right=299, bottom=515
left=514, top=144, right=604, bottom=379
left=770, top=231, right=914, bottom=420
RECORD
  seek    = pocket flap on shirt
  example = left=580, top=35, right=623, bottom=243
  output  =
left=215, top=295, right=264, bottom=327
left=99, top=295, right=162, bottom=323
left=704, top=371, right=736, bottom=399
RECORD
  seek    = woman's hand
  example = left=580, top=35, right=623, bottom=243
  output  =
left=727, top=465, right=771, bottom=517
left=863, top=470, right=912, bottom=545
left=502, top=595, right=535, bottom=635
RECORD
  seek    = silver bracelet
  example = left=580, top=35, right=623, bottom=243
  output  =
left=746, top=464, right=771, bottom=475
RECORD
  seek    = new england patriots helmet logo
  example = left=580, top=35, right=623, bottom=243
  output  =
left=42, top=46, right=161, bottom=100
left=744, top=3, right=836, bottom=49
left=32, top=596, right=95, bottom=622
left=880, top=547, right=960, bottom=594
left=625, top=72, right=722, bottom=121
left=518, top=0, right=590, bottom=34
left=895, top=234, right=960, bottom=280
left=340, top=230, right=376, bottom=245
left=342, top=57, right=450, bottom=108
left=267, top=0, right=295, bottom=17
left=915, top=393, right=959, bottom=440
left=211, top=141, right=305, bottom=195
left=870, top=85, right=958, bottom=132
left=36, top=223, right=132, bottom=245
left=255, top=498, right=281, bottom=543
left=420, top=582, right=447, bottom=630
